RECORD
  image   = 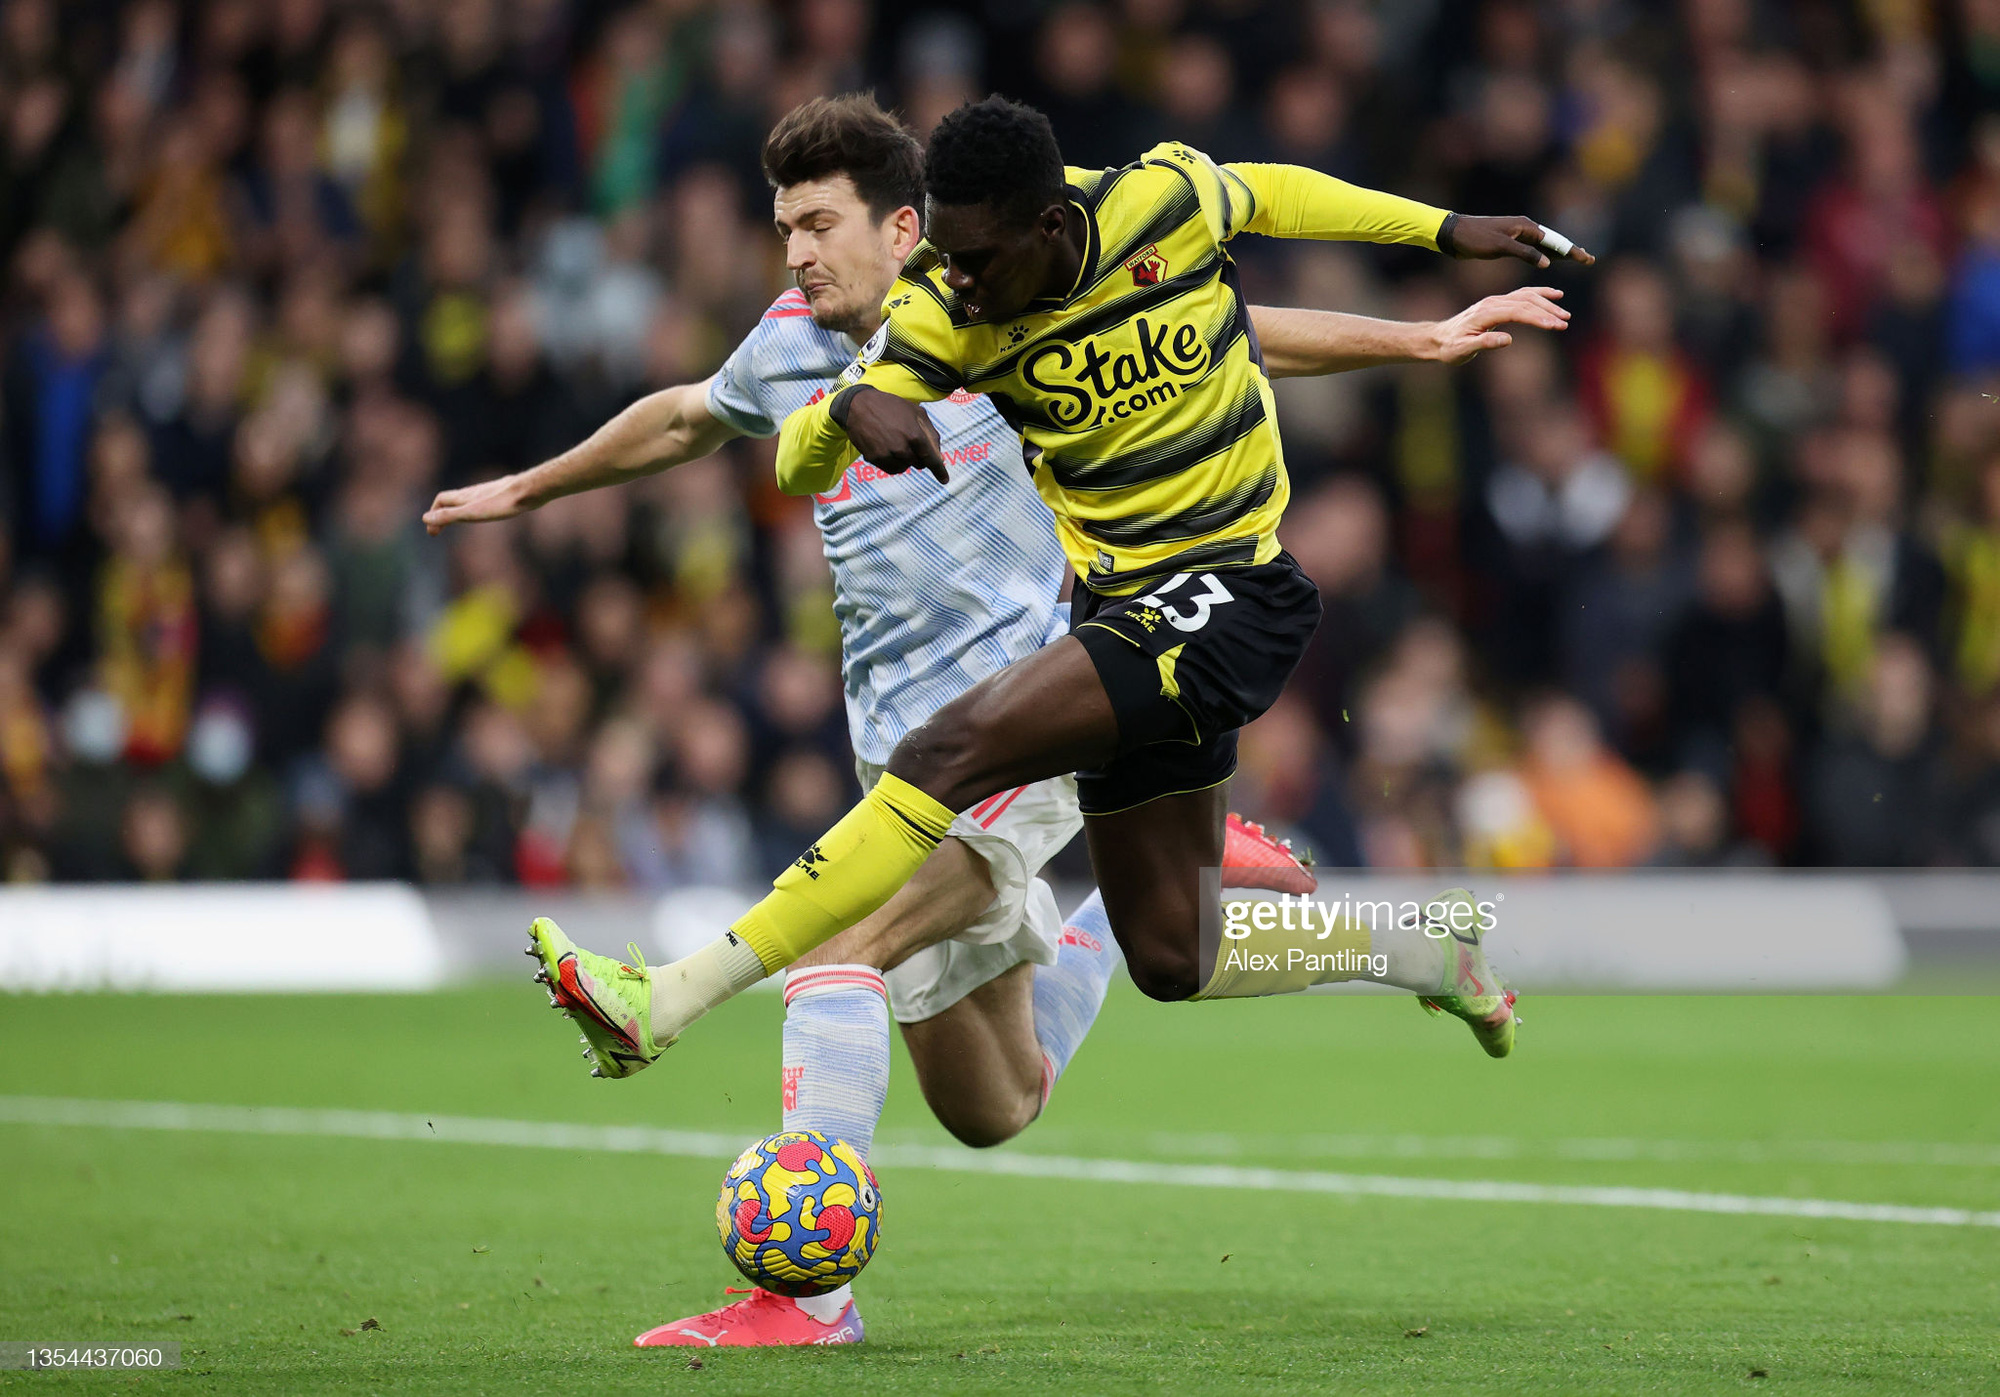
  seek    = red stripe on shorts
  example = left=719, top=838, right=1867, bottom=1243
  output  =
left=977, top=785, right=1029, bottom=829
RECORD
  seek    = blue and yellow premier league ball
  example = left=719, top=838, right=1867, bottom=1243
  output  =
left=716, top=1131, right=881, bottom=1296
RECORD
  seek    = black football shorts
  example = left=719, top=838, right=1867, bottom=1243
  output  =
left=1069, top=551, right=1321, bottom=815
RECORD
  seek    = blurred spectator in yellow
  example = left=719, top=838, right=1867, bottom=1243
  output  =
left=1943, top=456, right=2000, bottom=695
left=1455, top=767, right=1556, bottom=871
left=1577, top=260, right=1713, bottom=484
left=0, top=642, right=53, bottom=822
left=321, top=11, right=407, bottom=254
left=97, top=485, right=197, bottom=765
left=1771, top=429, right=1943, bottom=709
left=130, top=109, right=233, bottom=280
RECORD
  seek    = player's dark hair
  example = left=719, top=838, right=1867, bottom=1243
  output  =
left=924, top=96, right=1066, bottom=227
left=761, top=94, right=925, bottom=221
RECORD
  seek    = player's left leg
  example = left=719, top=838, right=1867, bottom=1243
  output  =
left=596, top=636, right=1122, bottom=1058
left=896, top=885, right=1120, bottom=1147
left=898, top=961, right=1043, bottom=1146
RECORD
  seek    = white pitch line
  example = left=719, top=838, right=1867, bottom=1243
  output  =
left=3, top=1096, right=1997, bottom=1231
left=1113, top=1130, right=2000, bottom=1169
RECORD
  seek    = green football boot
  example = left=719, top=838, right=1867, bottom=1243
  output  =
left=526, top=917, right=670, bottom=1079
left=1415, top=888, right=1518, bottom=1059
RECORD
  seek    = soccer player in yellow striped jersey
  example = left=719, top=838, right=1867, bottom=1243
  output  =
left=642, top=95, right=1591, bottom=1043
left=779, top=128, right=1585, bottom=593
left=780, top=148, right=1416, bottom=591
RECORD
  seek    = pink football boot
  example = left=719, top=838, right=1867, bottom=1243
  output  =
left=634, top=1287, right=863, bottom=1348
left=1221, top=813, right=1318, bottom=895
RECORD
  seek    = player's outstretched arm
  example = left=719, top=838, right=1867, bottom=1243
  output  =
left=422, top=380, right=738, bottom=535
left=1215, top=159, right=1594, bottom=267
left=1251, top=286, right=1571, bottom=378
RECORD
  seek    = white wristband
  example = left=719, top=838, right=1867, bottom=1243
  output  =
left=1537, top=226, right=1575, bottom=257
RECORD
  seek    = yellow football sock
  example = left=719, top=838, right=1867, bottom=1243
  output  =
left=1194, top=910, right=1381, bottom=1000
left=730, top=773, right=956, bottom=974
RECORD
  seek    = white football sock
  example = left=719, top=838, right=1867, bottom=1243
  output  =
left=777, top=964, right=890, bottom=1316
left=793, top=1285, right=852, bottom=1321
left=780, top=964, right=891, bottom=1159
left=1031, top=889, right=1119, bottom=1109
left=646, top=931, right=769, bottom=1041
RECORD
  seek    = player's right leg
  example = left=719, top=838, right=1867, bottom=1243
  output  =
left=627, top=813, right=1314, bottom=1348
left=1079, top=789, right=1514, bottom=1053
left=629, top=837, right=994, bottom=1347
left=631, top=831, right=1116, bottom=1348
left=1083, top=790, right=1516, bottom=1052
left=1061, top=555, right=1517, bottom=1050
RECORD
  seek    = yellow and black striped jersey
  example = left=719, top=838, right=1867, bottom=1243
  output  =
left=776, top=142, right=1449, bottom=594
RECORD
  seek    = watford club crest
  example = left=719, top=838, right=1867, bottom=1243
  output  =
left=1125, top=243, right=1168, bottom=287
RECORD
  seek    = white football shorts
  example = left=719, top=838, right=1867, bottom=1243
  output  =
left=852, top=759, right=1084, bottom=1024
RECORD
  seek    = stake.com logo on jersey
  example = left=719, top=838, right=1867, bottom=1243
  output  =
left=811, top=387, right=987, bottom=503
left=1020, top=315, right=1210, bottom=429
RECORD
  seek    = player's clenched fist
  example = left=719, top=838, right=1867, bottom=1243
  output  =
left=829, top=385, right=950, bottom=484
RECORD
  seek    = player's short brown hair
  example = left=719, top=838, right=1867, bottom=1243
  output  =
left=761, top=94, right=925, bottom=221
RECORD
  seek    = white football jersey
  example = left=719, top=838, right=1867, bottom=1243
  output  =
left=707, top=289, right=1069, bottom=764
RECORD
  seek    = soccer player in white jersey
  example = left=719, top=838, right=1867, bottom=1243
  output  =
left=425, top=94, right=1570, bottom=1347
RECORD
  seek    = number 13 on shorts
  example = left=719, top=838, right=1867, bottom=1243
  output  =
left=1136, top=572, right=1235, bottom=632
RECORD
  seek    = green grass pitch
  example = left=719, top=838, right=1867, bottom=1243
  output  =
left=3, top=981, right=1997, bottom=1393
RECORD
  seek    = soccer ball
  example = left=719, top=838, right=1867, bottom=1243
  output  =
left=716, top=1130, right=882, bottom=1296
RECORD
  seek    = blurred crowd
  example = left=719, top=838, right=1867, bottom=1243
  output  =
left=2, top=0, right=1999, bottom=886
